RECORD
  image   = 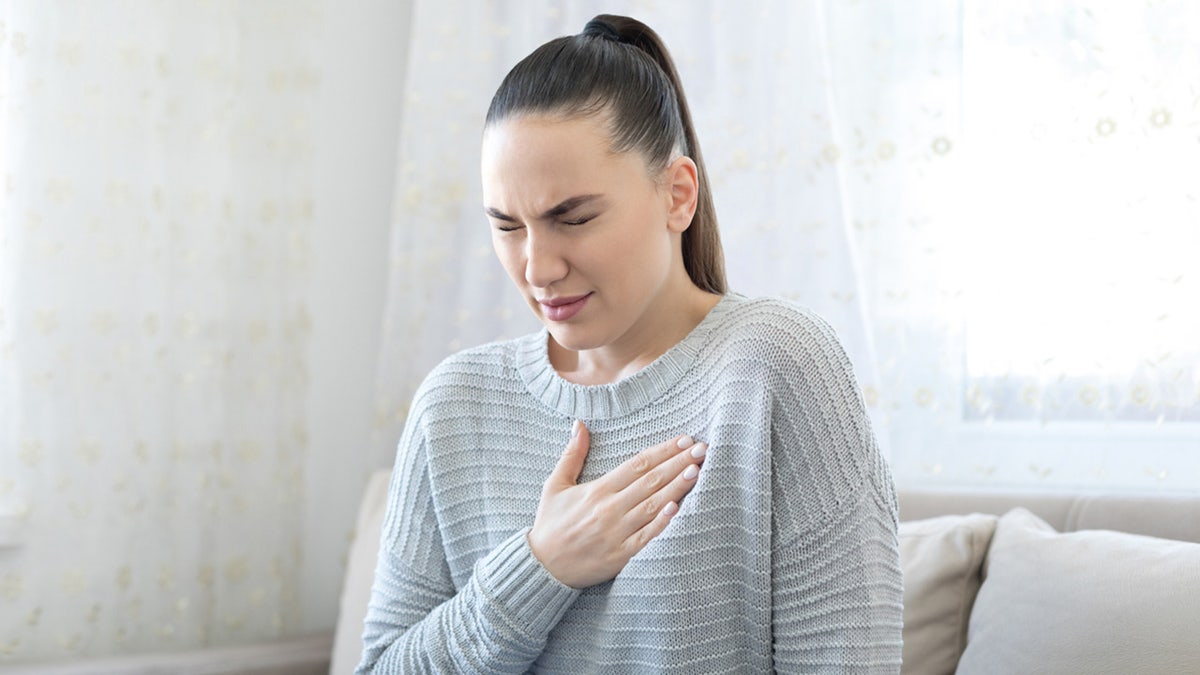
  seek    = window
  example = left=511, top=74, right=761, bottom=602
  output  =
left=961, top=1, right=1199, bottom=425
left=889, top=2, right=1200, bottom=491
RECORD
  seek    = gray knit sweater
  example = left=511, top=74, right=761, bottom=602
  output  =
left=358, top=294, right=903, bottom=673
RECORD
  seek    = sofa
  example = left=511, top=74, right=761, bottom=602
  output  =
left=896, top=488, right=1200, bottom=674
left=332, top=470, right=1200, bottom=674
left=11, top=472, right=1196, bottom=675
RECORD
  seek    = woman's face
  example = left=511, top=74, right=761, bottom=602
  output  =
left=481, top=114, right=691, bottom=356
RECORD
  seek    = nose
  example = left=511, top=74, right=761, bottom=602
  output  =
left=524, top=230, right=568, bottom=288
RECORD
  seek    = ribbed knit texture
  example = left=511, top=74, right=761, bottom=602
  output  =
left=357, top=294, right=903, bottom=674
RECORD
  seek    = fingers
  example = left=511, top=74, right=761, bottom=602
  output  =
left=617, top=438, right=705, bottom=511
left=623, top=498, right=682, bottom=555
left=547, top=420, right=590, bottom=489
left=601, top=434, right=699, bottom=491
left=619, top=443, right=704, bottom=527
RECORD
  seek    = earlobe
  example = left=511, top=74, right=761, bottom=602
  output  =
left=665, top=156, right=699, bottom=233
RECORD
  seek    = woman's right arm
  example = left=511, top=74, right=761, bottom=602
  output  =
left=355, top=424, right=581, bottom=674
left=356, top=418, right=706, bottom=673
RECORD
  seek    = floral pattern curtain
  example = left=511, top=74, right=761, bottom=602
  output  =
left=1, top=1, right=319, bottom=661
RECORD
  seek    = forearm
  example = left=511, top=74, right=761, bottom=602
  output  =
left=357, top=529, right=581, bottom=674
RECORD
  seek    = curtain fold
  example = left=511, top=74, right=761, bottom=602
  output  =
left=369, top=0, right=947, bottom=466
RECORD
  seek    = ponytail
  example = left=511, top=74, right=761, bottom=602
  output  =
left=486, top=14, right=727, bottom=295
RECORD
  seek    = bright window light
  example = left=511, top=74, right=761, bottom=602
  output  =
left=959, top=2, right=1199, bottom=421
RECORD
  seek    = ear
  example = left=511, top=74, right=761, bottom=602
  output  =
left=663, top=156, right=699, bottom=234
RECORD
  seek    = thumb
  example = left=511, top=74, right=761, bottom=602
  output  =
left=549, top=420, right=590, bottom=488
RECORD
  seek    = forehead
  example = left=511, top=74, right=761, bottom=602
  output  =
left=482, top=114, right=611, bottom=174
left=481, top=114, right=649, bottom=203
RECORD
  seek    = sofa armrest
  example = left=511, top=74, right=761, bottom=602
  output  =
left=330, top=469, right=392, bottom=675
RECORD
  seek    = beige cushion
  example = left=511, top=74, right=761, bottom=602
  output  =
left=898, top=513, right=997, bottom=675
left=957, top=508, right=1200, bottom=674
left=330, top=470, right=392, bottom=675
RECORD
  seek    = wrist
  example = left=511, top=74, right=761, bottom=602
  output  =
left=475, top=529, right=580, bottom=632
left=526, top=528, right=571, bottom=587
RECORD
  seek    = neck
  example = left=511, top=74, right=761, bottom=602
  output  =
left=549, top=282, right=721, bottom=386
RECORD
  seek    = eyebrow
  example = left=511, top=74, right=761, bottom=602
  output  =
left=485, top=194, right=603, bottom=222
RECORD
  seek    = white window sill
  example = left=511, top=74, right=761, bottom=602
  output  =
left=892, top=420, right=1200, bottom=493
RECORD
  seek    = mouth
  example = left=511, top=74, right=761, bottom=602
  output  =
left=538, top=293, right=591, bottom=321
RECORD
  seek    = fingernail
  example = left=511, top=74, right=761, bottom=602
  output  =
left=682, top=465, right=699, bottom=480
left=676, top=435, right=694, bottom=449
left=689, top=442, right=707, bottom=459
left=663, top=501, right=679, bottom=516
left=572, top=420, right=581, bottom=438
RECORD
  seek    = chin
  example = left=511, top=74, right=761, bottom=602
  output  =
left=546, top=325, right=606, bottom=353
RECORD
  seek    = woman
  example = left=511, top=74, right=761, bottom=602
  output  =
left=359, top=14, right=902, bottom=674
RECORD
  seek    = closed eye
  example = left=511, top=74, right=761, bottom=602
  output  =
left=486, top=208, right=522, bottom=232
left=561, top=214, right=597, bottom=226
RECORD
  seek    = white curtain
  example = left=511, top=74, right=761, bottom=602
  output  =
left=369, top=0, right=899, bottom=465
left=371, top=0, right=1200, bottom=491
left=1, top=0, right=319, bottom=661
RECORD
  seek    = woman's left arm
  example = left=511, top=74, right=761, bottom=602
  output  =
left=767, top=311, right=904, bottom=673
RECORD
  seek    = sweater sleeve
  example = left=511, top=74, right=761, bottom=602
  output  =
left=766, top=310, right=904, bottom=673
left=355, top=408, right=581, bottom=674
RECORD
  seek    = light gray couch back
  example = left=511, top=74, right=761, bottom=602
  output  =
left=898, top=488, right=1200, bottom=544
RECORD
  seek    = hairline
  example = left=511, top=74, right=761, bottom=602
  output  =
left=484, top=105, right=683, bottom=186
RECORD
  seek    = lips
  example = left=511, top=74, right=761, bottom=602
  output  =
left=539, top=293, right=591, bottom=321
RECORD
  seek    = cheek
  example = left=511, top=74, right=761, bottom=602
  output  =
left=624, top=208, right=675, bottom=266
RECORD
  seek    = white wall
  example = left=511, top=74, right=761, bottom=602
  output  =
left=305, top=0, right=414, bottom=634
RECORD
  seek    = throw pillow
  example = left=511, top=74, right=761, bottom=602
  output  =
left=898, top=513, right=998, bottom=675
left=957, top=507, right=1200, bottom=674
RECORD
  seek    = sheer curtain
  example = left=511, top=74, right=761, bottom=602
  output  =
left=371, top=0, right=1200, bottom=491
left=1, top=1, right=318, bottom=661
left=369, top=0, right=897, bottom=467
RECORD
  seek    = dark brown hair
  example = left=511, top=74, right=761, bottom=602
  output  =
left=485, top=14, right=726, bottom=295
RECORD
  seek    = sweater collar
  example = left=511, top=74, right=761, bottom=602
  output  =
left=515, top=293, right=738, bottom=419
